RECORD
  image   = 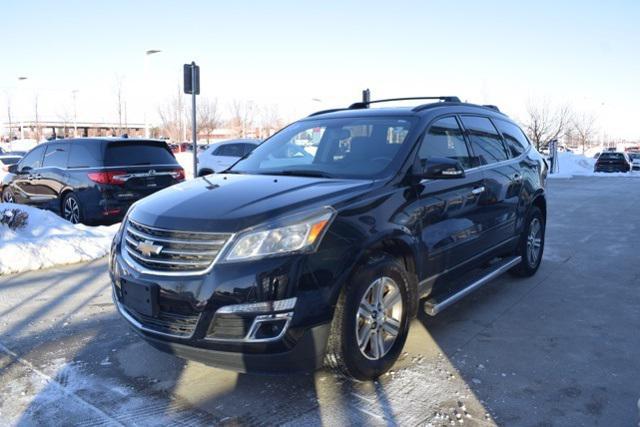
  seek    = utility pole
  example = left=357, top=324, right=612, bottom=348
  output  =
left=72, top=89, right=79, bottom=137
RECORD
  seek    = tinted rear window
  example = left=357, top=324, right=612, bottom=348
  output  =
left=104, top=141, right=177, bottom=167
left=599, top=153, right=625, bottom=161
left=68, top=143, right=103, bottom=168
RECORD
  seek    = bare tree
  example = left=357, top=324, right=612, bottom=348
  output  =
left=258, top=104, right=284, bottom=138
left=523, top=100, right=572, bottom=150
left=158, top=86, right=185, bottom=141
left=229, top=100, right=256, bottom=138
left=195, top=97, right=221, bottom=142
left=572, top=112, right=597, bottom=154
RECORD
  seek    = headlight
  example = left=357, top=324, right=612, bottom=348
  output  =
left=223, top=206, right=335, bottom=262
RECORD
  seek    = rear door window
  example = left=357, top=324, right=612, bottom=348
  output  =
left=494, top=120, right=530, bottom=158
left=213, top=144, right=245, bottom=157
left=18, top=145, right=46, bottom=171
left=460, top=116, right=509, bottom=165
left=68, top=142, right=103, bottom=168
left=419, top=116, right=474, bottom=169
left=104, top=141, right=177, bottom=166
left=42, top=142, right=69, bottom=168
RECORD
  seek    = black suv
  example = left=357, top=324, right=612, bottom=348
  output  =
left=594, top=151, right=631, bottom=173
left=1, top=138, right=185, bottom=224
left=109, top=97, right=547, bottom=380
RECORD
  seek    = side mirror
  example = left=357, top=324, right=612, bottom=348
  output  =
left=414, top=157, right=465, bottom=180
left=8, top=164, right=18, bottom=174
left=18, top=165, right=31, bottom=174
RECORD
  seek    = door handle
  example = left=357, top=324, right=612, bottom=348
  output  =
left=471, top=186, right=485, bottom=195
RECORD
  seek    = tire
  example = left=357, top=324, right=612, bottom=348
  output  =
left=510, top=206, right=545, bottom=277
left=2, top=187, right=15, bottom=203
left=325, top=253, right=411, bottom=380
left=62, top=193, right=83, bottom=224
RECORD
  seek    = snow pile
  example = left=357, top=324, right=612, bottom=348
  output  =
left=549, top=152, right=639, bottom=179
left=0, top=203, right=119, bottom=275
left=549, top=152, right=596, bottom=178
left=174, top=152, right=195, bottom=180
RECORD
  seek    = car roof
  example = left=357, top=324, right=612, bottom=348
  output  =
left=45, top=137, right=167, bottom=144
left=301, top=102, right=511, bottom=123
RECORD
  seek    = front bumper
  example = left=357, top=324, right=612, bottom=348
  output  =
left=110, top=243, right=334, bottom=373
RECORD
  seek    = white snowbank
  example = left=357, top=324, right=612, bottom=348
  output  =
left=0, top=203, right=119, bottom=275
left=174, top=152, right=195, bottom=180
left=549, top=152, right=639, bottom=179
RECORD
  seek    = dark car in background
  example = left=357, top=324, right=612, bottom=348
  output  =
left=594, top=152, right=631, bottom=173
left=109, top=96, right=548, bottom=380
left=1, top=138, right=185, bottom=224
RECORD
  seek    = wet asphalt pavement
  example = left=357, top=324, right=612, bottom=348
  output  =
left=1, top=177, right=639, bottom=426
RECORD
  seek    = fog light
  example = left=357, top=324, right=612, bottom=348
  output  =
left=252, top=317, right=288, bottom=340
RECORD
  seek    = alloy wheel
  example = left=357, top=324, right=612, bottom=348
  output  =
left=526, top=217, right=542, bottom=266
left=355, top=276, right=403, bottom=360
left=64, top=197, right=80, bottom=224
left=2, top=190, right=14, bottom=203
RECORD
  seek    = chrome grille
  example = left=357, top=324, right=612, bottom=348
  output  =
left=123, top=219, right=231, bottom=274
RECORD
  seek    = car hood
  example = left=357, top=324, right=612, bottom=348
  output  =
left=129, top=173, right=374, bottom=232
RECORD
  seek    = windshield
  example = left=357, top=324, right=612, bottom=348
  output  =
left=229, top=116, right=417, bottom=179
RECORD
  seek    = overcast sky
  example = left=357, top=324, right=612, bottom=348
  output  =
left=1, top=0, right=639, bottom=139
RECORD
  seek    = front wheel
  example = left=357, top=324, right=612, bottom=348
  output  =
left=2, top=187, right=15, bottom=203
left=510, top=206, right=545, bottom=277
left=325, top=254, right=411, bottom=380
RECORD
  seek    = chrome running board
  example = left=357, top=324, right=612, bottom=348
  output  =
left=423, top=256, right=522, bottom=316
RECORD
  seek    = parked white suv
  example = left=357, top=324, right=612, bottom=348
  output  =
left=197, top=139, right=260, bottom=176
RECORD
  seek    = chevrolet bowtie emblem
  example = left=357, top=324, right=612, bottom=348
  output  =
left=136, top=239, right=163, bottom=257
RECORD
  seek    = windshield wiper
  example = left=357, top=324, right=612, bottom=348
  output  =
left=265, top=170, right=333, bottom=178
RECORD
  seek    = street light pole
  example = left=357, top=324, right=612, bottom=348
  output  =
left=72, top=89, right=79, bottom=137
left=17, top=76, right=28, bottom=139
left=144, top=49, right=162, bottom=138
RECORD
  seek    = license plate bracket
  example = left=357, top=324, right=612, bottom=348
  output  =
left=122, top=279, right=159, bottom=317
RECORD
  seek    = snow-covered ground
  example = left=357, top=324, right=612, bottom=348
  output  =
left=0, top=203, right=118, bottom=275
left=549, top=152, right=640, bottom=179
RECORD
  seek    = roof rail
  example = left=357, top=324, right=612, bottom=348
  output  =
left=482, top=104, right=501, bottom=112
left=349, top=96, right=460, bottom=109
left=307, top=108, right=348, bottom=117
left=307, top=95, right=461, bottom=117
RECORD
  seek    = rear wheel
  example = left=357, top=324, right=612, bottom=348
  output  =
left=2, top=187, right=15, bottom=203
left=325, top=254, right=411, bottom=380
left=62, top=193, right=83, bottom=224
left=510, top=206, right=545, bottom=277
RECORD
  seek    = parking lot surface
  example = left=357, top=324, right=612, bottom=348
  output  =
left=1, top=177, right=639, bottom=426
